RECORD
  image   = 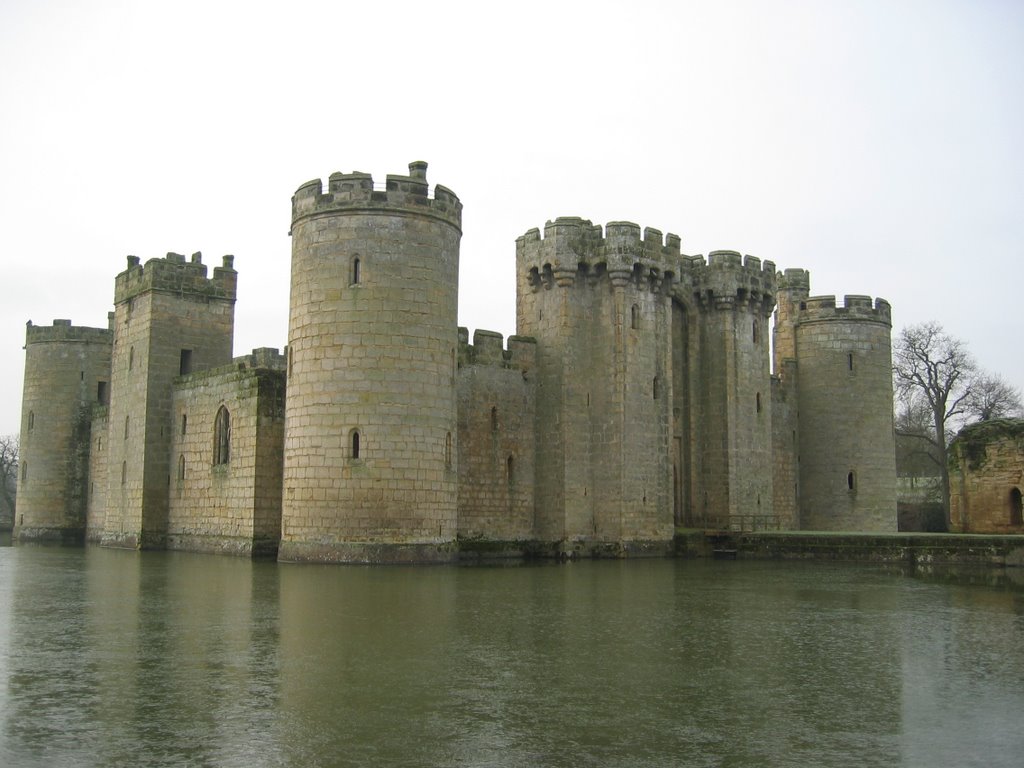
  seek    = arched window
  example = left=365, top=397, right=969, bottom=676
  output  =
left=351, top=255, right=361, bottom=285
left=752, top=319, right=760, bottom=344
left=847, top=470, right=856, bottom=492
left=631, top=304, right=640, bottom=330
left=1010, top=488, right=1023, bottom=526
left=214, top=406, right=230, bottom=465
left=351, top=429, right=361, bottom=460
left=178, top=454, right=186, bottom=481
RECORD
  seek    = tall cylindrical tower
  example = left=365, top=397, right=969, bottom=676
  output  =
left=16, top=319, right=112, bottom=543
left=794, top=295, right=896, bottom=531
left=280, top=162, right=462, bottom=562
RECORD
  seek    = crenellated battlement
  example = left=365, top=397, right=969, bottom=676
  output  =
left=291, top=161, right=462, bottom=232
left=114, top=251, right=237, bottom=305
left=691, top=250, right=777, bottom=313
left=458, top=328, right=536, bottom=373
left=517, top=218, right=684, bottom=291
left=777, top=268, right=810, bottom=294
left=25, top=318, right=113, bottom=346
left=797, top=294, right=892, bottom=326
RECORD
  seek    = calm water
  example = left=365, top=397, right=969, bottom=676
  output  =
left=1, top=543, right=1022, bottom=768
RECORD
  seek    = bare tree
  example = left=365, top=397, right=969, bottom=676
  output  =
left=0, top=434, right=18, bottom=521
left=892, top=322, right=976, bottom=528
left=966, top=374, right=1023, bottom=421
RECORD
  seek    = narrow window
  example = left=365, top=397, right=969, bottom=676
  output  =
left=631, top=304, right=640, bottom=330
left=214, top=405, right=230, bottom=465
left=491, top=406, right=498, bottom=432
left=752, top=320, right=759, bottom=344
left=128, top=346, right=134, bottom=371
left=121, top=461, right=126, bottom=486
left=179, top=349, right=193, bottom=376
left=351, top=430, right=360, bottom=460
left=756, top=392, right=762, bottom=413
left=178, top=454, right=186, bottom=481
left=181, top=414, right=187, bottom=435
left=351, top=255, right=361, bottom=285
left=445, top=432, right=452, bottom=467
left=21, top=461, right=27, bottom=484
left=847, top=471, right=856, bottom=491
left=27, top=410, right=34, bottom=432
left=97, top=381, right=108, bottom=405
left=653, top=376, right=660, bottom=400
left=1010, top=488, right=1023, bottom=526
left=124, top=415, right=129, bottom=439
left=506, top=455, right=515, bottom=485
left=97, top=436, right=102, bottom=451
left=848, top=352, right=854, bottom=372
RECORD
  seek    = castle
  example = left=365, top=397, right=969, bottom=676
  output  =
left=14, top=162, right=897, bottom=562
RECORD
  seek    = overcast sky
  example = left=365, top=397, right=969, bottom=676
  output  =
left=1, top=0, right=1021, bottom=436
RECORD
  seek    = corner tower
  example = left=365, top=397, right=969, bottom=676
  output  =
left=15, top=319, right=112, bottom=543
left=101, top=252, right=237, bottom=549
left=280, top=162, right=462, bottom=563
left=791, top=294, right=896, bottom=531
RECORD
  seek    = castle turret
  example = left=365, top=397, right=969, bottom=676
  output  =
left=690, top=251, right=778, bottom=528
left=101, top=252, right=236, bottom=549
left=280, top=162, right=462, bottom=563
left=791, top=294, right=896, bottom=531
left=516, top=219, right=681, bottom=554
left=15, top=319, right=113, bottom=543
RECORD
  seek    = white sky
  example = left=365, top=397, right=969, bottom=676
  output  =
left=1, top=0, right=1022, bottom=436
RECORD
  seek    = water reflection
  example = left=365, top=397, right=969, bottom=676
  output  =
left=0, top=549, right=1021, bottom=767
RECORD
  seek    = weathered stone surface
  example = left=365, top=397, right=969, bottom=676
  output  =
left=949, top=419, right=1024, bottom=533
left=16, top=161, right=900, bottom=562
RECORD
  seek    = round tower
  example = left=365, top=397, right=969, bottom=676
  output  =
left=280, top=162, right=462, bottom=562
left=794, top=295, right=896, bottom=531
left=16, top=319, right=112, bottom=543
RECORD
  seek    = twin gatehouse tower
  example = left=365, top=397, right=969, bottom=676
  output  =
left=15, top=162, right=897, bottom=561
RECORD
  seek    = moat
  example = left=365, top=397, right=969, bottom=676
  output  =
left=1, top=541, right=1022, bottom=767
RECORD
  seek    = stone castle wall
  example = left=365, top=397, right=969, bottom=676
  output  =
left=168, top=349, right=285, bottom=555
left=456, top=329, right=536, bottom=542
left=86, top=407, right=109, bottom=542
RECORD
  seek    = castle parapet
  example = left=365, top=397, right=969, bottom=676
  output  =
left=291, top=161, right=462, bottom=231
left=458, top=328, right=536, bottom=373
left=692, top=250, right=777, bottom=312
left=25, top=319, right=113, bottom=345
left=798, top=294, right=892, bottom=325
left=517, top=218, right=683, bottom=290
left=114, top=252, right=237, bottom=305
